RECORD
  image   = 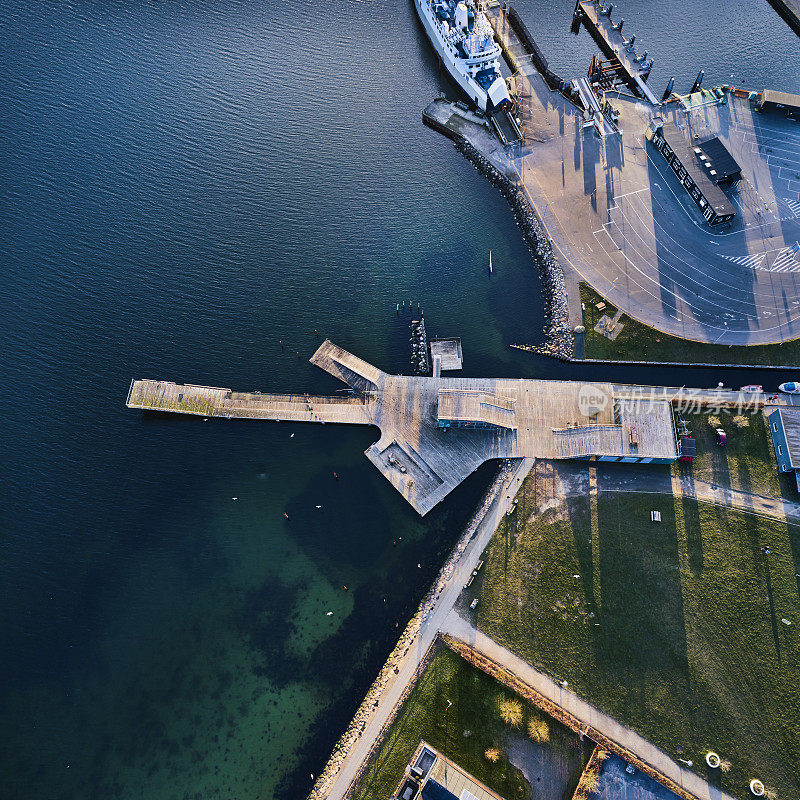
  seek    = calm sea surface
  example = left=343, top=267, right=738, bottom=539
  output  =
left=2, top=1, right=797, bottom=798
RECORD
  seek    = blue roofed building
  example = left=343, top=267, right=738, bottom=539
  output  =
left=767, top=408, right=800, bottom=491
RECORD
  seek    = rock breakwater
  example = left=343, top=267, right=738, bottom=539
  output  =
left=453, top=139, right=574, bottom=360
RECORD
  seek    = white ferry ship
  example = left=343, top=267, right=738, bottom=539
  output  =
left=415, top=0, right=511, bottom=113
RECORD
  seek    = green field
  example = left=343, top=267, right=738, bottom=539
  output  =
left=674, top=410, right=785, bottom=498
left=469, top=486, right=800, bottom=799
left=579, top=282, right=800, bottom=365
left=352, top=647, right=587, bottom=800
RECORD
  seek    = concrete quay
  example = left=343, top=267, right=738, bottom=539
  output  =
left=767, top=0, right=800, bottom=37
left=434, top=5, right=800, bottom=346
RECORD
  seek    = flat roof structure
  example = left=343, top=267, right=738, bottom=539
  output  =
left=553, top=398, right=676, bottom=461
left=696, top=137, right=742, bottom=185
left=776, top=407, right=800, bottom=468
left=437, top=389, right=517, bottom=430
left=759, top=89, right=800, bottom=116
left=406, top=742, right=506, bottom=800
left=429, top=338, right=463, bottom=371
left=650, top=121, right=737, bottom=223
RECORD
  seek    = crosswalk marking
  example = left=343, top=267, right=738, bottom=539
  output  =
left=723, top=252, right=767, bottom=268
left=769, top=248, right=800, bottom=273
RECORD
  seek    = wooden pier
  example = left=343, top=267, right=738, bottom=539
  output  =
left=126, top=379, right=374, bottom=425
left=127, top=341, right=777, bottom=516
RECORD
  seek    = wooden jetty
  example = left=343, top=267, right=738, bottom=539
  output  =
left=127, top=341, right=773, bottom=516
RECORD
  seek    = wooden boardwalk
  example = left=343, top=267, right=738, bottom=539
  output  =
left=127, top=341, right=777, bottom=516
left=126, top=379, right=374, bottom=425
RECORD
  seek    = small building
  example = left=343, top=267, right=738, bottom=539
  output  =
left=401, top=742, right=507, bottom=800
left=768, top=408, right=800, bottom=490
left=693, top=137, right=742, bottom=187
left=551, top=398, right=678, bottom=463
left=437, top=389, right=517, bottom=431
left=757, top=89, right=800, bottom=120
left=646, top=120, right=737, bottom=226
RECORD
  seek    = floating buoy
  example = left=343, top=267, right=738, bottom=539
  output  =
left=283, top=512, right=290, bottom=520
left=279, top=340, right=283, bottom=349
left=333, top=472, right=339, bottom=480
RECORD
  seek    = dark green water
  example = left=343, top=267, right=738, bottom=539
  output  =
left=2, top=1, right=797, bottom=798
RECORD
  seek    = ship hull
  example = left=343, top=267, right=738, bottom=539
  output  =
left=414, top=0, right=493, bottom=111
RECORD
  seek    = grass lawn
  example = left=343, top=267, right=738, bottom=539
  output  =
left=579, top=282, right=800, bottom=365
left=352, top=647, right=587, bottom=800
left=674, top=410, right=785, bottom=498
left=471, top=485, right=800, bottom=799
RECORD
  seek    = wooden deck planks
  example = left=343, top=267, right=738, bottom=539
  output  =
left=129, top=344, right=769, bottom=515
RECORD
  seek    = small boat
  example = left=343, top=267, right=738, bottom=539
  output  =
left=489, top=250, right=493, bottom=276
left=740, top=384, right=763, bottom=393
left=779, top=381, right=800, bottom=394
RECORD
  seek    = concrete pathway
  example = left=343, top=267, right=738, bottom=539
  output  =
left=321, top=457, right=535, bottom=800
left=441, top=612, right=738, bottom=800
left=595, top=463, right=800, bottom=523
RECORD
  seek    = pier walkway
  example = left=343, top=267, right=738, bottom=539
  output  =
left=128, top=341, right=784, bottom=517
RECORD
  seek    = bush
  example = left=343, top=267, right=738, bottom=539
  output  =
left=527, top=716, right=550, bottom=743
left=499, top=698, right=524, bottom=728
left=485, top=746, right=502, bottom=762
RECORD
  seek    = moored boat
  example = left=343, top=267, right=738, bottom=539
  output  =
left=414, top=0, right=510, bottom=112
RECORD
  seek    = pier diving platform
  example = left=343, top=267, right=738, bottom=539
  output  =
left=128, top=342, right=781, bottom=515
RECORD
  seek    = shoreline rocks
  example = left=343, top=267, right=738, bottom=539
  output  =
left=453, top=138, right=574, bottom=361
left=307, top=460, right=515, bottom=800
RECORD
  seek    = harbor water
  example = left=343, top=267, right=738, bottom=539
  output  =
left=2, top=1, right=797, bottom=799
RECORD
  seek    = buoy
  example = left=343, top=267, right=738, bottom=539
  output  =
left=333, top=472, right=339, bottom=480
left=284, top=512, right=290, bottom=520
left=279, top=340, right=283, bottom=349
left=314, top=329, right=318, bottom=337
left=343, top=585, right=348, bottom=591
left=297, top=351, right=301, bottom=359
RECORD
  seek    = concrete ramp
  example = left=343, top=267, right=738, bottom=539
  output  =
left=310, top=340, right=384, bottom=394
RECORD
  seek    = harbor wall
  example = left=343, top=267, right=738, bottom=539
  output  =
left=766, top=0, right=800, bottom=36
left=506, top=6, right=565, bottom=92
